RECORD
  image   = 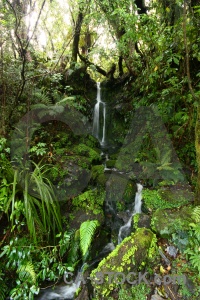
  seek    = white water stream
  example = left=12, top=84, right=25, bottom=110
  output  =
left=118, top=183, right=143, bottom=244
left=92, top=82, right=106, bottom=145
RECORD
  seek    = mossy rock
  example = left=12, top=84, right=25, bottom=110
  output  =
left=106, top=160, right=116, bottom=168
left=158, top=186, right=194, bottom=206
left=151, top=205, right=193, bottom=238
left=80, top=134, right=100, bottom=149
left=106, top=174, right=136, bottom=205
left=73, top=143, right=101, bottom=164
left=143, top=186, right=194, bottom=211
left=72, top=189, right=105, bottom=217
left=133, top=214, right=151, bottom=230
left=90, top=228, right=156, bottom=298
left=91, top=165, right=107, bottom=186
left=68, top=208, right=104, bottom=230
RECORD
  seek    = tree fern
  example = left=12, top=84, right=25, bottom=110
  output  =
left=80, top=220, right=99, bottom=258
left=18, top=262, right=36, bottom=283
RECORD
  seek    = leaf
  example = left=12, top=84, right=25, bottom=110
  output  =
left=173, top=57, right=179, bottom=65
left=18, top=262, right=36, bottom=283
left=80, top=220, right=99, bottom=257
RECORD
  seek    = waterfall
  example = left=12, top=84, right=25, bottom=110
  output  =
left=92, top=82, right=106, bottom=146
left=36, top=264, right=86, bottom=300
left=118, top=183, right=143, bottom=244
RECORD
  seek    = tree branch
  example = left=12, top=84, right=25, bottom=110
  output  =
left=78, top=52, right=107, bottom=76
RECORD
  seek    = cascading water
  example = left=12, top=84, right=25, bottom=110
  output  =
left=118, top=183, right=143, bottom=244
left=92, top=82, right=106, bottom=146
left=36, top=264, right=86, bottom=300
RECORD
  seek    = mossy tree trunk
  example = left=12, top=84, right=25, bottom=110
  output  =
left=195, top=105, right=200, bottom=204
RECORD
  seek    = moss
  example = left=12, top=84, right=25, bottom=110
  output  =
left=72, top=189, right=105, bottom=216
left=106, top=175, right=136, bottom=205
left=73, top=143, right=101, bottom=163
left=90, top=228, right=156, bottom=298
left=133, top=213, right=140, bottom=230
left=106, top=160, right=116, bottom=168
left=151, top=205, right=194, bottom=238
left=143, top=187, right=193, bottom=211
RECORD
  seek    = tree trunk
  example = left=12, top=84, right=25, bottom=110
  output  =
left=71, top=11, right=84, bottom=64
left=195, top=105, right=200, bottom=203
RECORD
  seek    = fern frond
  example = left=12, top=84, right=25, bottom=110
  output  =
left=0, top=279, right=7, bottom=300
left=32, top=89, right=52, bottom=105
left=80, top=220, right=99, bottom=258
left=18, top=262, right=36, bottom=283
left=192, top=206, right=200, bottom=223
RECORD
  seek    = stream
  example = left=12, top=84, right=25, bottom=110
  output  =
left=35, top=83, right=143, bottom=300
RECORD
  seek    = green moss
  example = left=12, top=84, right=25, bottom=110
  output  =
left=133, top=213, right=140, bottom=230
left=106, top=160, right=116, bottom=168
left=91, top=165, right=107, bottom=186
left=151, top=206, right=193, bottom=238
left=72, top=188, right=105, bottom=216
left=90, top=228, right=156, bottom=298
left=106, top=175, right=136, bottom=205
left=73, top=143, right=101, bottom=163
left=143, top=188, right=193, bottom=211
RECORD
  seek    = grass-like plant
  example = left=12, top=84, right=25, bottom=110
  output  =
left=5, top=161, right=62, bottom=243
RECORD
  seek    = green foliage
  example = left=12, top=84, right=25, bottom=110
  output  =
left=72, top=189, right=105, bottom=215
left=118, top=283, right=150, bottom=300
left=0, top=227, right=80, bottom=299
left=4, top=162, right=62, bottom=243
left=18, top=262, right=36, bottom=284
left=191, top=205, right=200, bottom=222
left=140, top=147, right=185, bottom=186
left=29, top=142, right=47, bottom=157
left=184, top=206, right=200, bottom=274
left=143, top=188, right=188, bottom=210
left=75, top=144, right=101, bottom=163
left=80, top=220, right=99, bottom=258
left=0, top=270, right=7, bottom=300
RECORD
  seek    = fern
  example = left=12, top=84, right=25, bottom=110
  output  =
left=32, top=89, right=52, bottom=105
left=0, top=279, right=7, bottom=300
left=80, top=220, right=99, bottom=258
left=18, top=262, right=36, bottom=283
left=192, top=206, right=200, bottom=223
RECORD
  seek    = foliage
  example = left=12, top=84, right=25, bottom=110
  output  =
left=143, top=188, right=189, bottom=211
left=184, top=206, right=200, bottom=274
left=118, top=283, right=150, bottom=300
left=75, top=144, right=101, bottom=163
left=72, top=188, right=105, bottom=215
left=80, top=220, right=100, bottom=258
left=4, top=162, right=62, bottom=243
left=0, top=227, right=77, bottom=299
left=29, top=142, right=48, bottom=157
left=0, top=269, right=7, bottom=300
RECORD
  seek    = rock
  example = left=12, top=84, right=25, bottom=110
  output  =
left=90, top=228, right=157, bottom=298
left=133, top=213, right=151, bottom=229
left=165, top=246, right=178, bottom=258
left=151, top=295, right=165, bottom=300
left=151, top=205, right=193, bottom=238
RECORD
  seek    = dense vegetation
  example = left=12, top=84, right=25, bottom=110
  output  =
left=0, top=0, right=200, bottom=299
